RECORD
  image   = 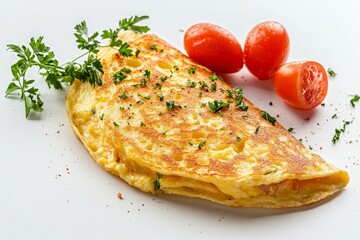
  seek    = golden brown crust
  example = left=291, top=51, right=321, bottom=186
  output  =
left=66, top=32, right=349, bottom=208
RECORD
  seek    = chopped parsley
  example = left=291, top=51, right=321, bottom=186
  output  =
left=150, top=44, right=158, bottom=51
left=119, top=90, right=128, bottom=99
left=160, top=75, right=169, bottom=82
left=255, top=126, right=260, bottom=134
left=234, top=88, right=248, bottom=111
left=198, top=81, right=209, bottom=89
left=143, top=95, right=151, bottom=100
left=332, top=121, right=351, bottom=144
left=173, top=65, right=179, bottom=71
left=331, top=113, right=337, bottom=119
left=198, top=141, right=206, bottom=150
left=209, top=73, right=222, bottom=81
left=135, top=49, right=140, bottom=57
left=200, top=103, right=206, bottom=108
left=154, top=83, right=162, bottom=89
left=144, top=69, right=151, bottom=79
left=113, top=121, right=119, bottom=127
left=211, top=82, right=217, bottom=91
left=227, top=89, right=234, bottom=98
left=140, top=122, right=146, bottom=127
left=113, top=68, right=132, bottom=84
left=140, top=78, right=147, bottom=87
left=136, top=100, right=144, bottom=105
left=350, top=94, right=360, bottom=107
left=99, top=113, right=104, bottom=120
left=208, top=100, right=229, bottom=113
left=158, top=93, right=164, bottom=101
left=287, top=127, right=294, bottom=132
left=166, top=100, right=175, bottom=110
left=198, top=92, right=203, bottom=97
left=186, top=79, right=197, bottom=88
left=261, top=111, right=277, bottom=126
left=188, top=67, right=196, bottom=74
left=236, top=136, right=242, bottom=142
left=91, top=108, right=96, bottom=115
left=153, top=173, right=161, bottom=191
left=327, top=68, right=336, bottom=77
left=188, top=142, right=193, bottom=146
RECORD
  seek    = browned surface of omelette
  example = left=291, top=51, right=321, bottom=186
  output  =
left=66, top=31, right=349, bottom=208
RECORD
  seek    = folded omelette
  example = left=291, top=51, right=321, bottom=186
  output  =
left=66, top=31, right=349, bottom=208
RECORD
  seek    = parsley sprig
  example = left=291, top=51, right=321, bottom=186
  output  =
left=5, top=15, right=150, bottom=118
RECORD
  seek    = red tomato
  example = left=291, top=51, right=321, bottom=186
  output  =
left=273, top=61, right=328, bottom=110
left=184, top=23, right=243, bottom=73
left=244, top=21, right=290, bottom=80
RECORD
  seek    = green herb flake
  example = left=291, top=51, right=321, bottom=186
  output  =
left=211, top=82, right=217, bottom=91
left=154, top=83, right=162, bottom=89
left=140, top=78, right=147, bottom=87
left=99, top=113, right=104, bottom=120
left=158, top=93, right=164, bottom=101
left=288, top=127, right=294, bottom=132
left=91, top=108, right=96, bottom=115
left=198, top=141, right=206, bottom=150
left=198, top=81, right=208, bottom=89
left=119, top=90, right=128, bottom=99
left=234, top=88, right=248, bottom=111
left=200, top=103, right=207, bottom=108
left=173, top=65, right=179, bottom=71
left=332, top=121, right=351, bottom=144
left=188, top=142, right=193, bottom=146
left=209, top=73, right=218, bottom=81
left=227, top=89, right=234, bottom=98
left=160, top=75, right=169, bottom=82
left=113, top=121, right=119, bottom=127
left=261, top=110, right=277, bottom=126
left=113, top=68, right=131, bottom=84
left=236, top=136, right=242, bottom=142
left=144, top=69, right=151, bottom=79
left=135, top=49, right=140, bottom=57
left=255, top=126, right=260, bottom=134
left=166, top=100, right=175, bottom=111
left=332, top=114, right=337, bottom=119
left=208, top=100, right=230, bottom=113
left=150, top=44, right=158, bottom=51
left=136, top=100, right=144, bottom=105
left=350, top=95, right=360, bottom=107
left=198, top=92, right=203, bottom=97
left=327, top=68, right=336, bottom=77
left=188, top=67, right=196, bottom=75
left=140, top=122, right=146, bottom=127
left=186, top=79, right=197, bottom=88
left=153, top=173, right=161, bottom=191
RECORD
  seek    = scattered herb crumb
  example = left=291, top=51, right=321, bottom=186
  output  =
left=261, top=110, right=277, bottom=126
left=198, top=141, right=206, bottom=150
left=327, top=68, right=336, bottom=77
left=350, top=95, right=360, bottom=107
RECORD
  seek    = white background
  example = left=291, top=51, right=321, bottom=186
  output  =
left=1, top=0, right=359, bottom=239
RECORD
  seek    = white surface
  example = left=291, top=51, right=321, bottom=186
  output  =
left=1, top=0, right=359, bottom=239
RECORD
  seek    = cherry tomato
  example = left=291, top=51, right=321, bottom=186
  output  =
left=273, top=61, right=328, bottom=110
left=184, top=23, right=243, bottom=73
left=244, top=21, right=290, bottom=80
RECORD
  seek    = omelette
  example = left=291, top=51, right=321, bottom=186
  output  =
left=66, top=31, right=349, bottom=208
